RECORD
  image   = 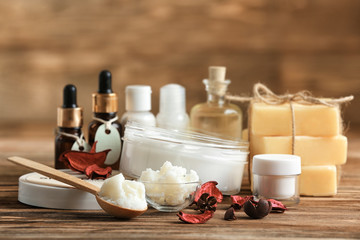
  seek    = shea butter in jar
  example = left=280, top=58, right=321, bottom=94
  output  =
left=252, top=154, right=301, bottom=205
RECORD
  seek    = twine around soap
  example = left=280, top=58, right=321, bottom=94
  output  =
left=225, top=83, right=354, bottom=154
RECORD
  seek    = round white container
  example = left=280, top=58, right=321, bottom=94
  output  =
left=120, top=122, right=249, bottom=195
left=18, top=172, right=103, bottom=210
left=252, top=154, right=301, bottom=205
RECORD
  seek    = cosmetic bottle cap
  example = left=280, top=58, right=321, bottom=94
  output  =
left=209, top=66, right=226, bottom=82
left=204, top=66, right=230, bottom=96
left=57, top=84, right=83, bottom=128
left=252, top=154, right=301, bottom=176
left=92, top=70, right=118, bottom=113
left=159, top=84, right=186, bottom=113
left=125, top=85, right=152, bottom=111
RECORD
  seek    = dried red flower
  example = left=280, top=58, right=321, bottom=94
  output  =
left=177, top=210, right=214, bottom=224
left=268, top=199, right=288, bottom=213
left=196, top=193, right=217, bottom=212
left=194, top=181, right=223, bottom=204
left=59, top=141, right=112, bottom=179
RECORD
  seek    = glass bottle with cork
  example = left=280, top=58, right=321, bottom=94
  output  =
left=55, top=84, right=90, bottom=169
left=190, top=66, right=243, bottom=141
left=88, top=70, right=122, bottom=170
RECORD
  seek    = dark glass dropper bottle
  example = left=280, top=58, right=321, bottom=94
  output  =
left=55, top=84, right=84, bottom=169
left=88, top=70, right=122, bottom=170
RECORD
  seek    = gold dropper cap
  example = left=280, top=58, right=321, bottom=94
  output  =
left=92, top=93, right=118, bottom=113
left=92, top=70, right=118, bottom=113
left=57, top=107, right=83, bottom=128
left=57, top=84, right=83, bottom=128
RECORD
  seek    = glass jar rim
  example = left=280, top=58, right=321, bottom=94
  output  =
left=123, top=121, right=249, bottom=151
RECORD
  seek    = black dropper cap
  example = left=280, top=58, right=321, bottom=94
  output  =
left=98, top=70, right=113, bottom=94
left=62, top=84, right=77, bottom=108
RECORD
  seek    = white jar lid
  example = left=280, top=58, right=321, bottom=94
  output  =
left=252, top=154, right=301, bottom=176
left=125, top=85, right=152, bottom=111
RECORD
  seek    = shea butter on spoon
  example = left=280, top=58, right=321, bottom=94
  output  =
left=8, top=156, right=147, bottom=219
left=98, top=173, right=147, bottom=211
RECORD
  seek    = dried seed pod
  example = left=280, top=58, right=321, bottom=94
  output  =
left=196, top=193, right=217, bottom=213
left=244, top=199, right=272, bottom=219
left=224, top=207, right=236, bottom=221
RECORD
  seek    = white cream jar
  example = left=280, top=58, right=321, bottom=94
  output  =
left=252, top=154, right=301, bottom=205
left=120, top=122, right=249, bottom=195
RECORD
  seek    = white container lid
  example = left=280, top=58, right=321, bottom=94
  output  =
left=252, top=154, right=301, bottom=176
left=159, top=84, right=186, bottom=114
left=125, top=85, right=152, bottom=111
left=18, top=172, right=103, bottom=210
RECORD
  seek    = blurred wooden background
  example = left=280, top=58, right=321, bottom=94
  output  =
left=0, top=0, right=359, bottom=130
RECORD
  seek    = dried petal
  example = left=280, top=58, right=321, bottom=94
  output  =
left=268, top=199, right=287, bottom=213
left=224, top=207, right=236, bottom=221
left=177, top=210, right=214, bottom=224
left=85, top=164, right=112, bottom=179
left=194, top=181, right=223, bottom=204
left=244, top=199, right=272, bottom=219
left=59, top=141, right=112, bottom=179
left=230, top=195, right=253, bottom=210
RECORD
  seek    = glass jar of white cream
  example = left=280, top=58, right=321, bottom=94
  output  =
left=252, top=154, right=301, bottom=205
left=120, top=122, right=249, bottom=195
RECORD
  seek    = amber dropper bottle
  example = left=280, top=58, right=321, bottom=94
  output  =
left=88, top=70, right=122, bottom=170
left=55, top=84, right=87, bottom=169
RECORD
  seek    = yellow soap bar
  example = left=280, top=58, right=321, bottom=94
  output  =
left=300, top=165, right=337, bottom=196
left=250, top=102, right=341, bottom=136
left=250, top=135, right=347, bottom=166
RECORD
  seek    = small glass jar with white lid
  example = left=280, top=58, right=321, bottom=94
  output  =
left=252, top=154, right=301, bottom=206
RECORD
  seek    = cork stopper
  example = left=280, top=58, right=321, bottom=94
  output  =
left=204, top=66, right=230, bottom=96
left=209, top=66, right=226, bottom=82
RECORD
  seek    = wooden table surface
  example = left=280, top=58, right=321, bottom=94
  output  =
left=1, top=123, right=359, bottom=239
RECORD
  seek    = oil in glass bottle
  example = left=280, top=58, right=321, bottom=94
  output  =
left=55, top=84, right=90, bottom=169
left=190, top=66, right=243, bottom=141
left=88, top=70, right=122, bottom=170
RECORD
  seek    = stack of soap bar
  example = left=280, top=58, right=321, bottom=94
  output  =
left=249, top=101, right=348, bottom=196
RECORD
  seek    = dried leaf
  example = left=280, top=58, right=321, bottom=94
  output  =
left=177, top=210, right=214, bottom=224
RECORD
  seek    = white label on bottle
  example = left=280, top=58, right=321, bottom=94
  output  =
left=71, top=141, right=91, bottom=152
left=94, top=124, right=121, bottom=166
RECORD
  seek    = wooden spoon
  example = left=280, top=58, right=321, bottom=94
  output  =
left=8, top=156, right=147, bottom=219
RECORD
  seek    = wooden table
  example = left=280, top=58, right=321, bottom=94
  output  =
left=1, top=123, right=359, bottom=239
